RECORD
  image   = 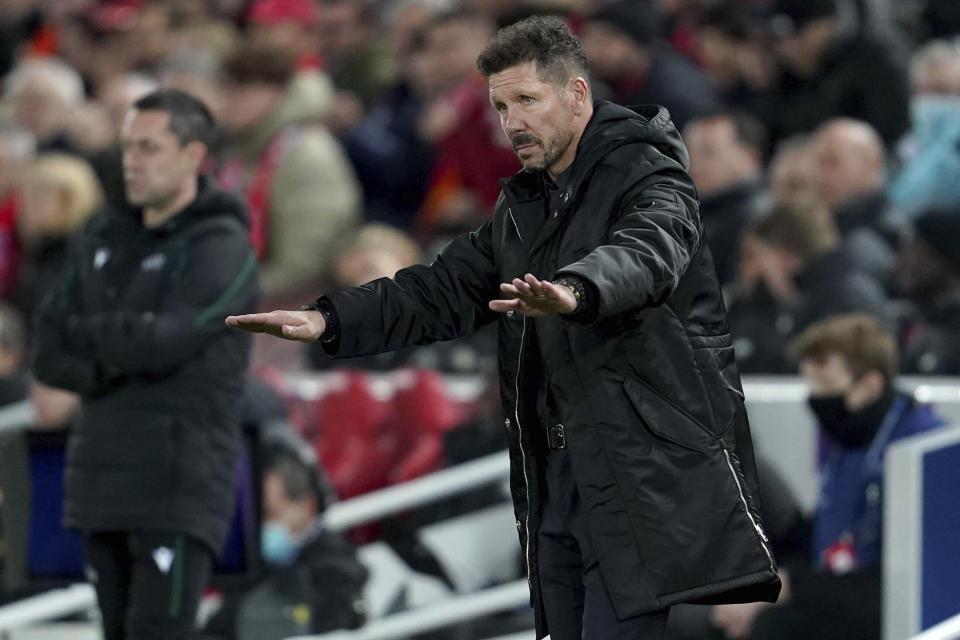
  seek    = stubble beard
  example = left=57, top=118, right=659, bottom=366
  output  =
left=514, top=128, right=575, bottom=174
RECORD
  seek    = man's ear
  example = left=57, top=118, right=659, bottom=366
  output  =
left=568, top=76, right=590, bottom=115
left=184, top=141, right=207, bottom=170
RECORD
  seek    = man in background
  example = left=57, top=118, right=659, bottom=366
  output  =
left=683, top=110, right=767, bottom=288
left=727, top=198, right=888, bottom=373
left=895, top=208, right=960, bottom=374
left=711, top=314, right=943, bottom=639
left=581, top=0, right=719, bottom=131
left=767, top=0, right=909, bottom=145
left=32, top=89, right=260, bottom=640
left=810, top=118, right=902, bottom=284
left=204, top=428, right=367, bottom=640
left=217, top=44, right=359, bottom=302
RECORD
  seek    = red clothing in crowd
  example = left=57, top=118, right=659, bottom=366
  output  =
left=420, top=77, right=519, bottom=231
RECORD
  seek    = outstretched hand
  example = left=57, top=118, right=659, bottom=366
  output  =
left=489, top=273, right=577, bottom=318
left=225, top=310, right=326, bottom=343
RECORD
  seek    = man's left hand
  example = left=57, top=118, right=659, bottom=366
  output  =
left=489, top=273, right=577, bottom=317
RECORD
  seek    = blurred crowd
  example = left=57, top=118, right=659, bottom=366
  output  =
left=0, top=0, right=959, bottom=389
left=0, top=1, right=958, bottom=638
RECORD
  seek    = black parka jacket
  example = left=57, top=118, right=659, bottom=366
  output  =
left=31, top=177, right=260, bottom=554
left=325, top=102, right=780, bottom=635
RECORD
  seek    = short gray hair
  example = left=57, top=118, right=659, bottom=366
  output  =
left=5, top=57, right=85, bottom=105
left=0, top=127, right=36, bottom=162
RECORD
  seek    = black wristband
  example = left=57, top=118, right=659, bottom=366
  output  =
left=554, top=276, right=598, bottom=324
left=300, top=297, right=340, bottom=346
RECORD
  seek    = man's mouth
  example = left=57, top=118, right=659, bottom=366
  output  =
left=512, top=136, right=540, bottom=154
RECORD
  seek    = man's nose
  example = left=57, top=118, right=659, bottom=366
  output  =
left=504, top=106, right=525, bottom=133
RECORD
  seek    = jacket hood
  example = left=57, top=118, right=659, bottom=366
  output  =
left=501, top=101, right=689, bottom=198
left=225, top=69, right=334, bottom=160
left=577, top=101, right=689, bottom=171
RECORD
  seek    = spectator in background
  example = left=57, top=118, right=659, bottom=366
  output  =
left=895, top=208, right=960, bottom=375
left=245, top=0, right=322, bottom=70
left=767, top=135, right=817, bottom=205
left=31, top=89, right=260, bottom=640
left=728, top=197, right=888, bottom=373
left=0, top=127, right=34, bottom=299
left=308, top=223, right=496, bottom=375
left=766, top=0, right=910, bottom=146
left=315, top=0, right=395, bottom=123
left=684, top=110, right=767, bottom=288
left=889, top=41, right=960, bottom=217
left=0, top=1, right=42, bottom=78
left=580, top=0, right=719, bottom=131
left=338, top=0, right=439, bottom=230
left=910, top=39, right=960, bottom=96
left=218, top=44, right=359, bottom=302
left=694, top=1, right=774, bottom=120
left=922, top=0, right=960, bottom=39
left=204, top=429, right=366, bottom=640
left=14, top=153, right=102, bottom=322
left=3, top=57, right=87, bottom=154
left=710, top=314, right=943, bottom=640
left=810, top=118, right=902, bottom=284
left=0, top=302, right=28, bottom=406
left=158, top=47, right=228, bottom=125
left=417, top=8, right=517, bottom=238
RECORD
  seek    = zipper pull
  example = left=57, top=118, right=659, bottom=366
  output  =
left=754, top=522, right=769, bottom=543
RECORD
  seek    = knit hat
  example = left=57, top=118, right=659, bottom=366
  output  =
left=913, top=209, right=960, bottom=271
left=768, top=0, right=838, bottom=37
left=586, top=0, right=659, bottom=48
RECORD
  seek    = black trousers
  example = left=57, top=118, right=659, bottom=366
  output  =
left=537, top=446, right=670, bottom=640
left=82, top=530, right=214, bottom=640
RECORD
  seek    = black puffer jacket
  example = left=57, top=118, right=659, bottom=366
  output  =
left=324, top=102, right=780, bottom=636
left=32, top=176, right=260, bottom=554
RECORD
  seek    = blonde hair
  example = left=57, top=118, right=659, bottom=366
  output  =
left=339, top=224, right=422, bottom=266
left=23, top=153, right=103, bottom=233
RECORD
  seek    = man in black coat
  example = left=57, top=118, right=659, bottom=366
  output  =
left=895, top=208, right=960, bottom=375
left=580, top=0, right=719, bottom=132
left=767, top=0, right=909, bottom=146
left=683, top=111, right=768, bottom=289
left=229, top=16, right=780, bottom=639
left=32, top=89, right=260, bottom=640
left=727, top=198, right=889, bottom=374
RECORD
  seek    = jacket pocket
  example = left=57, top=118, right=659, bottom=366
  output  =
left=623, top=377, right=718, bottom=454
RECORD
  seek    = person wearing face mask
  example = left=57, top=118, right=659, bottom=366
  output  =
left=709, top=313, right=944, bottom=640
left=203, top=427, right=367, bottom=640
left=791, top=315, right=943, bottom=574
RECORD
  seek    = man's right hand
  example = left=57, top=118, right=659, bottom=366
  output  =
left=225, top=310, right=326, bottom=343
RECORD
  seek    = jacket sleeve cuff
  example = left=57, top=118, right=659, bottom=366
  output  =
left=554, top=276, right=599, bottom=324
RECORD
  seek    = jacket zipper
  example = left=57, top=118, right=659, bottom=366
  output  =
left=723, top=448, right=775, bottom=572
left=507, top=208, right=534, bottom=589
